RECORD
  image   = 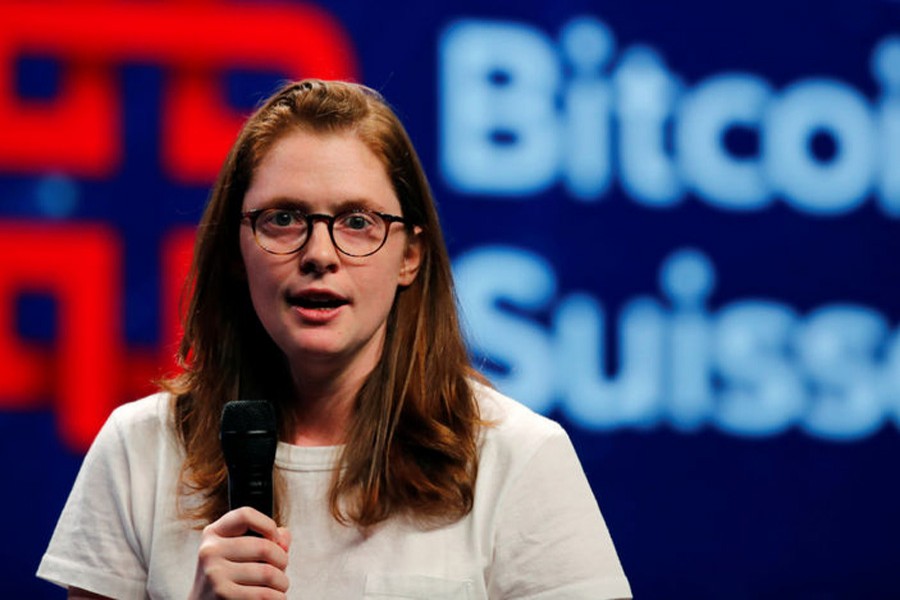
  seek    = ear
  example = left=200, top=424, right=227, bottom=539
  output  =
left=398, top=226, right=423, bottom=287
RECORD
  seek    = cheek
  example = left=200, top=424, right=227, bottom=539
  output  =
left=360, top=262, right=405, bottom=312
left=244, top=266, right=270, bottom=301
left=240, top=239, right=285, bottom=310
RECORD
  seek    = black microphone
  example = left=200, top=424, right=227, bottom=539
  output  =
left=220, top=400, right=277, bottom=521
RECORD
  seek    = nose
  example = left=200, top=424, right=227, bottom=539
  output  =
left=299, top=219, right=339, bottom=274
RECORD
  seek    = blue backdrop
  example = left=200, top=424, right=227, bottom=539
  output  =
left=4, top=0, right=900, bottom=597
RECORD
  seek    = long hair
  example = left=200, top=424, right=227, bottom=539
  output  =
left=163, top=79, right=483, bottom=528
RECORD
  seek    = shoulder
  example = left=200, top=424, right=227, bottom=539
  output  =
left=108, top=391, right=172, bottom=425
left=75, top=392, right=184, bottom=519
left=91, top=392, right=177, bottom=457
left=471, top=380, right=571, bottom=473
left=473, top=379, right=565, bottom=443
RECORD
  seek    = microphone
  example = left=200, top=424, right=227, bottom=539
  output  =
left=220, top=400, right=277, bottom=521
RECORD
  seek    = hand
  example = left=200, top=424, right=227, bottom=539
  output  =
left=189, top=506, right=291, bottom=600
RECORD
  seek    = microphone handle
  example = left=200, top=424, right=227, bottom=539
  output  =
left=228, top=466, right=274, bottom=518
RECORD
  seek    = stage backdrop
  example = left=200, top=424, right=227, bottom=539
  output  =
left=4, top=0, right=899, bottom=597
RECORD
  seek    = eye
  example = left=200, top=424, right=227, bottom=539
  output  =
left=262, top=209, right=301, bottom=228
left=337, top=211, right=377, bottom=231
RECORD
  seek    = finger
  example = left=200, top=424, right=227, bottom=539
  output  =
left=204, top=578, right=287, bottom=600
left=208, top=506, right=280, bottom=540
left=276, top=527, right=291, bottom=552
left=202, top=535, right=289, bottom=570
left=230, top=561, right=290, bottom=593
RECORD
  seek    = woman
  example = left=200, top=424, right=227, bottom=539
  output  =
left=38, top=79, right=631, bottom=599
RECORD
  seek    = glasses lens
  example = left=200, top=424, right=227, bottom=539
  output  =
left=255, top=209, right=307, bottom=254
left=332, top=210, right=387, bottom=256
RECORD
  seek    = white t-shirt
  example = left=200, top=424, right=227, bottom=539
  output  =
left=37, top=383, right=631, bottom=599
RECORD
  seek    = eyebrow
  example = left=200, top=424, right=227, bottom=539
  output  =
left=253, top=196, right=382, bottom=213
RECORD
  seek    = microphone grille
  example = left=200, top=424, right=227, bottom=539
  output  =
left=221, top=400, right=276, bottom=434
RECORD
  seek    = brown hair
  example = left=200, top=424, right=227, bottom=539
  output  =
left=163, top=79, right=484, bottom=528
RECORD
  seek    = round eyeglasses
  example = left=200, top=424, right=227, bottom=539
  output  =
left=241, top=207, right=408, bottom=257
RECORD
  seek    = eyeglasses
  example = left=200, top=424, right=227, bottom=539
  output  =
left=241, top=207, right=408, bottom=257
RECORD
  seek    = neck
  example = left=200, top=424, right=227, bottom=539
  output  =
left=282, top=325, right=388, bottom=446
left=285, top=360, right=369, bottom=447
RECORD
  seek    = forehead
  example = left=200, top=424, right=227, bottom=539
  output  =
left=244, top=129, right=397, bottom=212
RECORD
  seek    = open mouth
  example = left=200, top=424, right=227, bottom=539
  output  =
left=288, top=292, right=349, bottom=310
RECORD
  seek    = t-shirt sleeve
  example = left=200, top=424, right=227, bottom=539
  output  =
left=36, top=407, right=149, bottom=598
left=488, top=426, right=632, bottom=600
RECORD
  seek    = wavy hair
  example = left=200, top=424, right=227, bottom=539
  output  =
left=163, top=79, right=484, bottom=528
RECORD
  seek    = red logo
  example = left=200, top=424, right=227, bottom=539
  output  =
left=0, top=0, right=359, bottom=450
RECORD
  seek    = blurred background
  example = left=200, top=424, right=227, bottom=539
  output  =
left=4, top=0, right=900, bottom=597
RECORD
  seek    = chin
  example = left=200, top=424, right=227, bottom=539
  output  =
left=285, top=336, right=352, bottom=361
